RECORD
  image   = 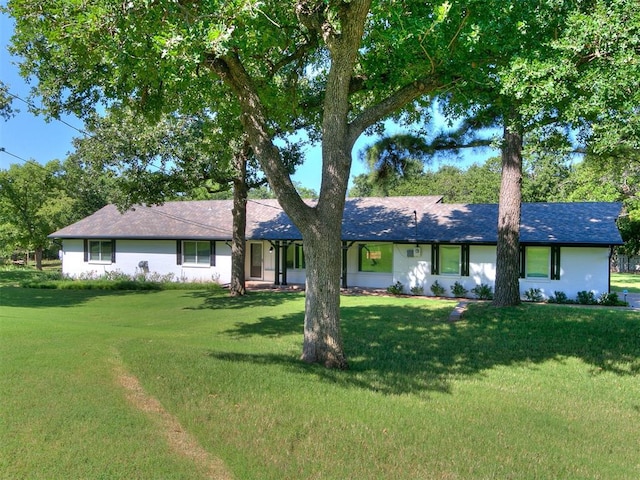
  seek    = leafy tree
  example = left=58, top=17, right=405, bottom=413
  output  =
left=6, top=0, right=582, bottom=366
left=0, top=81, right=17, bottom=120
left=70, top=106, right=268, bottom=296
left=566, top=151, right=640, bottom=260
left=0, top=161, right=75, bottom=269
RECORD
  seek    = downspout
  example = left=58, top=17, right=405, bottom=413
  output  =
left=609, top=245, right=615, bottom=293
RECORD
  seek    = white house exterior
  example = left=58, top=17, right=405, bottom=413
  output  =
left=50, top=197, right=624, bottom=300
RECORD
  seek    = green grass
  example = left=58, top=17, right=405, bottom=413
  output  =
left=611, top=272, right=640, bottom=293
left=1, top=271, right=639, bottom=479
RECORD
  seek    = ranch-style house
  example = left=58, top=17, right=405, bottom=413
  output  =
left=50, top=196, right=623, bottom=300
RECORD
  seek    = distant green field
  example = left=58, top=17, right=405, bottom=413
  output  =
left=1, top=270, right=639, bottom=479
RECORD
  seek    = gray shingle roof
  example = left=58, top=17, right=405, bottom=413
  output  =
left=50, top=197, right=623, bottom=246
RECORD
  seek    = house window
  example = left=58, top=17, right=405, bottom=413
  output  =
left=440, top=245, right=461, bottom=275
left=358, top=244, right=393, bottom=273
left=179, top=240, right=214, bottom=266
left=521, top=246, right=561, bottom=280
left=86, top=240, right=114, bottom=263
left=431, top=244, right=470, bottom=276
left=526, top=247, right=550, bottom=278
left=286, top=243, right=305, bottom=269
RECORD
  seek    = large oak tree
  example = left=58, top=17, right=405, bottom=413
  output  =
left=6, top=0, right=575, bottom=366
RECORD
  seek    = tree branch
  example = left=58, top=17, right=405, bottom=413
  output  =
left=204, top=52, right=311, bottom=222
left=347, top=77, right=447, bottom=146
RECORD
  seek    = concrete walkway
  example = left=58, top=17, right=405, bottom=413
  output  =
left=624, top=293, right=640, bottom=310
left=449, top=301, right=469, bottom=322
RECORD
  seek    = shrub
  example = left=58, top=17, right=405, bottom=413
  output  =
left=598, top=292, right=627, bottom=307
left=450, top=281, right=468, bottom=298
left=576, top=290, right=597, bottom=305
left=524, top=288, right=543, bottom=302
left=410, top=285, right=424, bottom=296
left=548, top=291, right=573, bottom=304
left=430, top=280, right=446, bottom=297
left=471, top=283, right=493, bottom=300
left=387, top=281, right=404, bottom=295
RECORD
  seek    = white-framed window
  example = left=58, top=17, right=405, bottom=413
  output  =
left=184, top=241, right=211, bottom=265
left=85, top=240, right=114, bottom=263
left=177, top=240, right=214, bottom=266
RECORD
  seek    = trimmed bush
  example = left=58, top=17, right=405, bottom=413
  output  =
left=576, top=290, right=597, bottom=305
left=386, top=281, right=404, bottom=295
left=471, top=283, right=493, bottom=300
left=430, top=280, right=446, bottom=297
left=451, top=281, right=468, bottom=298
left=410, top=285, right=424, bottom=296
left=524, top=288, right=544, bottom=303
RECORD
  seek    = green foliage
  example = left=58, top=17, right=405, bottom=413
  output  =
left=523, top=288, right=544, bottom=303
left=430, top=280, right=446, bottom=297
left=597, top=292, right=626, bottom=307
left=386, top=281, right=404, bottom=296
left=576, top=290, right=598, bottom=305
left=0, top=161, right=76, bottom=262
left=450, top=281, right=468, bottom=298
left=0, top=80, right=17, bottom=119
left=410, top=285, right=424, bottom=296
left=547, top=291, right=573, bottom=305
left=350, top=158, right=502, bottom=203
left=470, top=283, right=493, bottom=300
left=19, top=269, right=223, bottom=292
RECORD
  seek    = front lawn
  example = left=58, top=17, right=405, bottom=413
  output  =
left=1, top=274, right=639, bottom=479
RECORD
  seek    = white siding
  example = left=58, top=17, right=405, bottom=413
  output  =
left=61, top=239, right=613, bottom=298
left=519, top=246, right=611, bottom=300
left=61, top=239, right=232, bottom=284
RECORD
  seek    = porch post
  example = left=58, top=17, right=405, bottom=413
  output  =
left=281, top=242, right=288, bottom=286
left=274, top=241, right=280, bottom=286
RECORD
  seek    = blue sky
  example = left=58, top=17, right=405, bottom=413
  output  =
left=1, top=9, right=495, bottom=193
left=0, top=10, right=365, bottom=192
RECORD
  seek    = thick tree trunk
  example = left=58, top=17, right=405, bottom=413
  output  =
left=212, top=0, right=431, bottom=368
left=300, top=220, right=347, bottom=369
left=229, top=143, right=249, bottom=297
left=493, top=121, right=523, bottom=306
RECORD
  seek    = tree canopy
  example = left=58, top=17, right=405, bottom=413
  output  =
left=7, top=0, right=638, bottom=366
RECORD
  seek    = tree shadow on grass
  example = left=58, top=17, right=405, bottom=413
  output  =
left=207, top=302, right=640, bottom=397
left=182, top=290, right=304, bottom=311
left=0, top=285, right=160, bottom=308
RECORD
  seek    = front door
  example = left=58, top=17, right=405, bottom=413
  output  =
left=250, top=243, right=263, bottom=279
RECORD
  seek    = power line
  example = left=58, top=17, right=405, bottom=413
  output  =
left=0, top=147, right=29, bottom=163
left=5, top=90, right=88, bottom=136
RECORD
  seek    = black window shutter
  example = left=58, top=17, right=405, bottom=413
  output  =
left=519, top=246, right=526, bottom=278
left=461, top=244, right=470, bottom=276
left=431, top=244, right=439, bottom=275
left=83, top=239, right=88, bottom=262
left=176, top=240, right=182, bottom=265
left=111, top=240, right=116, bottom=263
left=210, top=241, right=216, bottom=266
left=551, top=246, right=561, bottom=280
